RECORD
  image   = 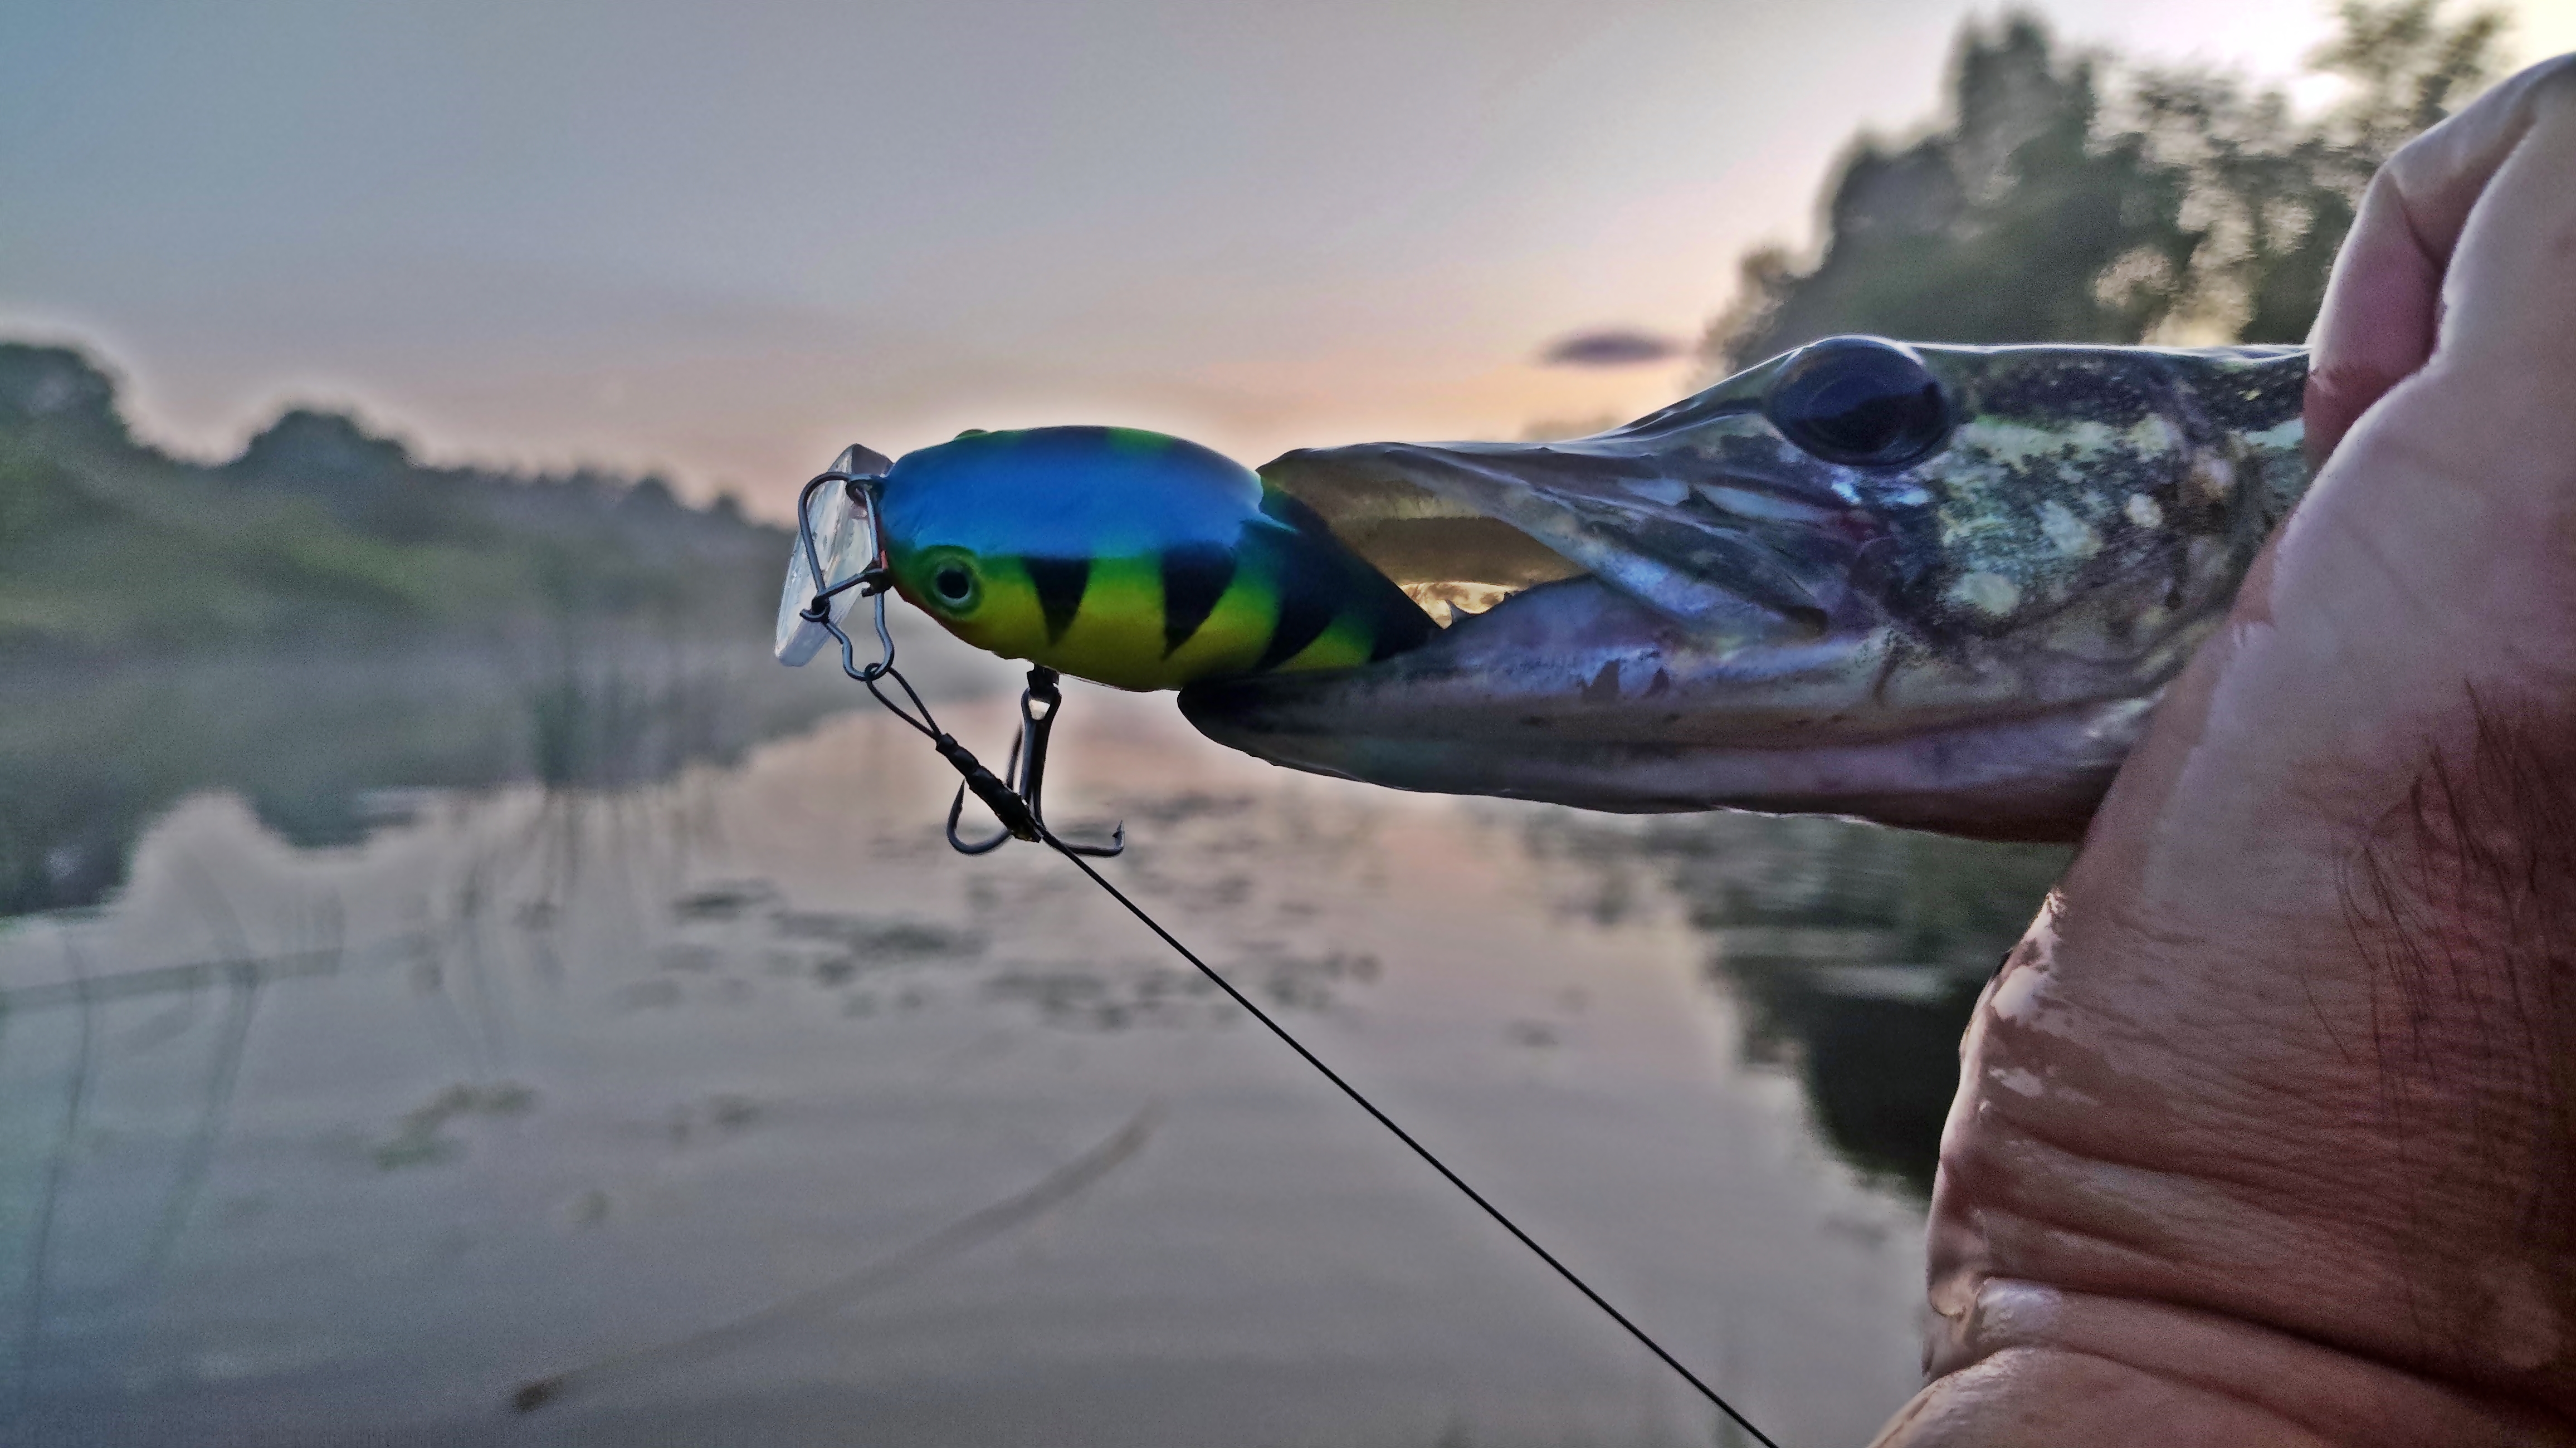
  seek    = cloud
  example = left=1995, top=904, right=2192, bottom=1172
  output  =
left=1536, top=327, right=1687, bottom=368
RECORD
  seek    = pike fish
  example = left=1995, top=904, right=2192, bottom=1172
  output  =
left=1180, top=336, right=2311, bottom=842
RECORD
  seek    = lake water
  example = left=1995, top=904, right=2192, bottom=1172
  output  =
left=0, top=631, right=2065, bottom=1447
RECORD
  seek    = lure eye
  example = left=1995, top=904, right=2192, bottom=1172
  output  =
left=1762, top=335, right=1950, bottom=468
left=931, top=562, right=978, bottom=608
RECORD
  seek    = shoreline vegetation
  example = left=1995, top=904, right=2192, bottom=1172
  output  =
left=0, top=341, right=787, bottom=658
left=0, top=342, right=877, bottom=917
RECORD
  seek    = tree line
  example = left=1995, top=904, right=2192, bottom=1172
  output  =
left=1701, top=1, right=2509, bottom=372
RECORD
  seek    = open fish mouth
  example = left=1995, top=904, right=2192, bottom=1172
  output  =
left=1180, top=338, right=2311, bottom=842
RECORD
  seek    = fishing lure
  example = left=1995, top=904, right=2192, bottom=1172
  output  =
left=773, top=425, right=1437, bottom=854
left=869, top=425, right=1433, bottom=691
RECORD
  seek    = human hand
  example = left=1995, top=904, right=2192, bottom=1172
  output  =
left=1874, top=54, right=2576, bottom=1446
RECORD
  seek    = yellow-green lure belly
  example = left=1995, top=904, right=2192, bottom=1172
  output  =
left=877, top=426, right=1435, bottom=692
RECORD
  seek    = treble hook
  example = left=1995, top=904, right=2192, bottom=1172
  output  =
left=944, top=729, right=1022, bottom=855
left=785, top=445, right=1120, bottom=861
left=946, top=666, right=1126, bottom=857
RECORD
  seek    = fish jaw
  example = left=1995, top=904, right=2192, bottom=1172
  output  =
left=1179, top=575, right=2154, bottom=842
left=1183, top=342, right=2309, bottom=840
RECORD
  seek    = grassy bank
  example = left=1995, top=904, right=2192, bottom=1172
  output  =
left=0, top=341, right=788, bottom=656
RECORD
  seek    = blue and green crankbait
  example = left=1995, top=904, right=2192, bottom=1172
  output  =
left=787, top=425, right=1434, bottom=691
left=772, top=424, right=1438, bottom=851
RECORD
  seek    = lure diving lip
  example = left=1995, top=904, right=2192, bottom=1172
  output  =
left=774, top=443, right=892, bottom=668
left=780, top=425, right=1436, bottom=693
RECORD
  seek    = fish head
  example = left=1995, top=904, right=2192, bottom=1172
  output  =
left=1182, top=337, right=2309, bottom=840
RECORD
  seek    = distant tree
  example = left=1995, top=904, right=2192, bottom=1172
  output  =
left=227, top=408, right=472, bottom=544
left=622, top=474, right=682, bottom=512
left=0, top=345, right=129, bottom=447
left=2132, top=0, right=2507, bottom=343
left=1700, top=1, right=2508, bottom=372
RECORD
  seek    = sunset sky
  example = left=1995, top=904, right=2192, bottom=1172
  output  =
left=7, top=0, right=2569, bottom=514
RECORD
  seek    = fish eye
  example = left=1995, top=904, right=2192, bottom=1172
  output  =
left=930, top=561, right=978, bottom=609
left=1762, top=336, right=1950, bottom=468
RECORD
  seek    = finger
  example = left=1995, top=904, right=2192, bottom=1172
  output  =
left=2301, top=169, right=2437, bottom=468
left=2304, top=53, right=2576, bottom=467
left=2428, top=66, right=2576, bottom=399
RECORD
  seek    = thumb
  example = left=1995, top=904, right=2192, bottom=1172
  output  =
left=2305, top=54, right=2576, bottom=469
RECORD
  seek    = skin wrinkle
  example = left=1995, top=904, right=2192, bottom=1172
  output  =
left=1988, top=1346, right=2338, bottom=1445
left=1996, top=907, right=2299, bottom=1060
left=1871, top=1346, right=2339, bottom=1447
left=1954, top=1175, right=2314, bottom=1329
left=1943, top=1055, right=2371, bottom=1315
left=1937, top=1128, right=2565, bottom=1432
left=1971, top=1304, right=2360, bottom=1436
left=1936, top=1283, right=2576, bottom=1446
left=2081, top=875, right=2237, bottom=958
left=1989, top=925, right=2379, bottom=1161
left=1969, top=1023, right=2369, bottom=1207
left=1949, top=1080, right=2413, bottom=1318
left=1975, top=915, right=2396, bottom=1210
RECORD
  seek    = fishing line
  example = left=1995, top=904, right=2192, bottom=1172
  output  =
left=797, top=463, right=1783, bottom=1448
left=510, top=1104, right=1161, bottom=1414
left=1040, top=835, right=1780, bottom=1448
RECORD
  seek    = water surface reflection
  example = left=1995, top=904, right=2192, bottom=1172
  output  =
left=1, top=649, right=2060, bottom=1446
left=1518, top=814, right=2066, bottom=1196
left=0, top=634, right=880, bottom=916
